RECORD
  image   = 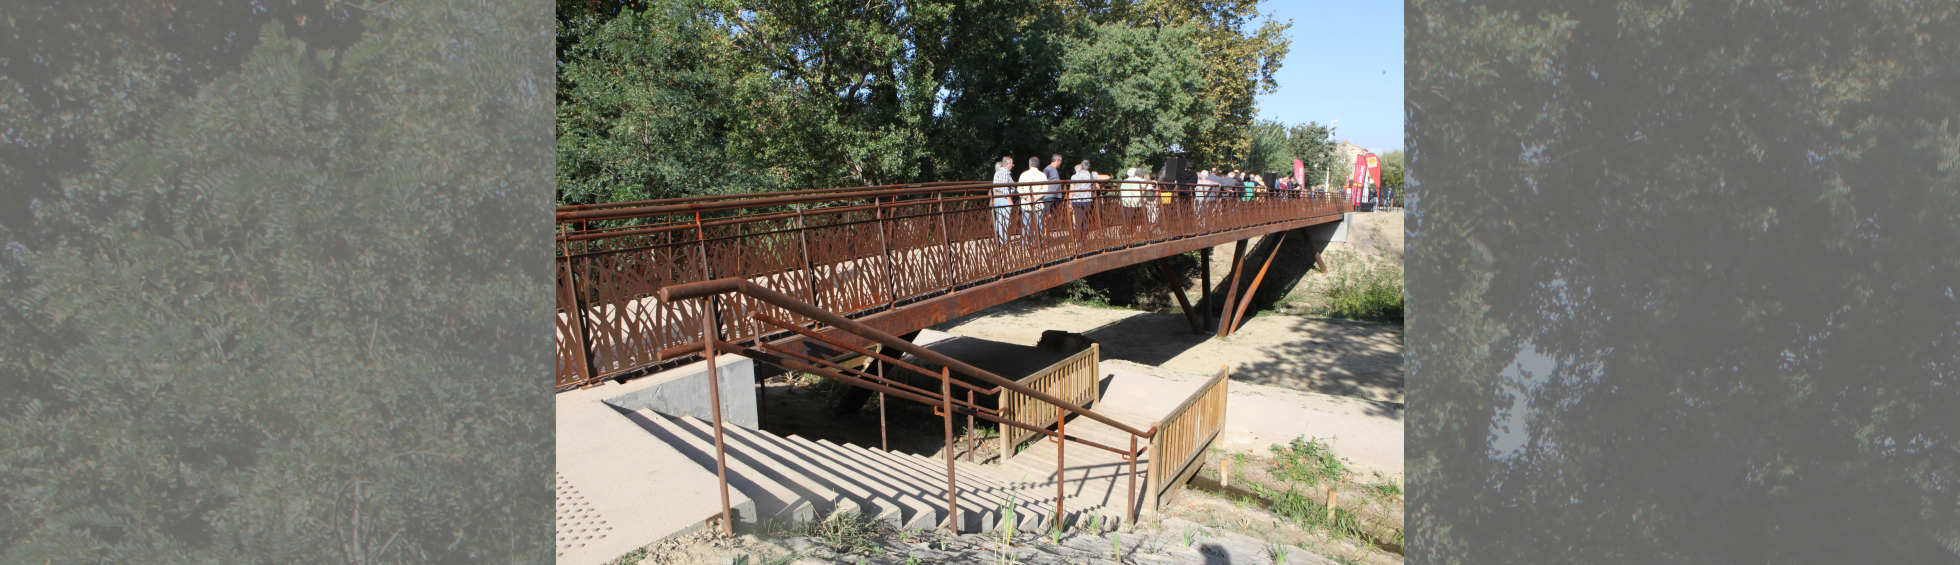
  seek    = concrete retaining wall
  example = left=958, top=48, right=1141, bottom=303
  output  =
left=600, top=354, right=759, bottom=429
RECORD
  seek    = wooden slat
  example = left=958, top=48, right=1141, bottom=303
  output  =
left=1147, top=366, right=1230, bottom=508
left=997, top=344, right=1102, bottom=456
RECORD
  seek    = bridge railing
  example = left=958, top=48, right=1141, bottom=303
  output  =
left=555, top=179, right=1349, bottom=389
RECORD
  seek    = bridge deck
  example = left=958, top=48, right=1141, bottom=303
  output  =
left=557, top=181, right=1350, bottom=390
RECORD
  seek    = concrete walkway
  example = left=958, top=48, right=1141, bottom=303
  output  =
left=1102, top=359, right=1403, bottom=479
left=907, top=329, right=1402, bottom=479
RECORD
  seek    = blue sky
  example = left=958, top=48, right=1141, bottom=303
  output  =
left=1250, top=0, right=1404, bottom=154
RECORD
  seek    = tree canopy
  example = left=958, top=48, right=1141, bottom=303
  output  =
left=554, top=0, right=1295, bottom=205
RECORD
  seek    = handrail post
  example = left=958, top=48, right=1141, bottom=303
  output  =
left=876, top=195, right=899, bottom=307
left=879, top=360, right=889, bottom=452
left=936, top=190, right=953, bottom=292
left=795, top=207, right=820, bottom=310
left=1128, top=431, right=1144, bottom=529
left=1055, top=407, right=1067, bottom=529
left=966, top=388, right=975, bottom=463
left=941, top=367, right=960, bottom=533
left=701, top=306, right=734, bottom=536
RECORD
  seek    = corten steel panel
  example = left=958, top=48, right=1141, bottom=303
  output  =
left=555, top=181, right=1350, bottom=390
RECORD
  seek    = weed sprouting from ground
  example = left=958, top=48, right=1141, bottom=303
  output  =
left=996, top=489, right=1022, bottom=544
left=1267, top=542, right=1292, bottom=564
left=1254, top=483, right=1368, bottom=540
left=605, top=547, right=647, bottom=565
left=777, top=510, right=890, bottom=555
left=1269, top=436, right=1351, bottom=486
left=1368, top=480, right=1403, bottom=499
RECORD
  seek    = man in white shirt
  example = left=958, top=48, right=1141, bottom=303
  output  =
left=992, top=156, right=1017, bottom=245
left=1069, top=161, right=1097, bottom=235
left=1017, top=156, right=1050, bottom=242
left=1122, top=168, right=1149, bottom=231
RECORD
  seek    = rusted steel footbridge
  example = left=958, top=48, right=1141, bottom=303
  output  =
left=553, top=178, right=1350, bottom=547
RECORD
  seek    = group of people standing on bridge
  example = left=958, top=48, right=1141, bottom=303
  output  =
left=987, top=154, right=1317, bottom=246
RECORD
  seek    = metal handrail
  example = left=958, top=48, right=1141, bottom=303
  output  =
left=664, top=276, right=1168, bottom=532
left=661, top=278, right=1156, bottom=439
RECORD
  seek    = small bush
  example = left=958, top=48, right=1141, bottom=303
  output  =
left=1309, top=252, right=1404, bottom=324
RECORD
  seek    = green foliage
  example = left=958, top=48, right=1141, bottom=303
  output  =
left=1241, top=119, right=1293, bottom=175
left=1310, top=253, right=1405, bottom=324
left=554, top=0, right=1294, bottom=204
left=555, top=6, right=752, bottom=205
left=0, top=4, right=553, bottom=563
left=1285, top=122, right=1338, bottom=187
left=1252, top=483, right=1366, bottom=541
left=1269, top=436, right=1352, bottom=486
left=1059, top=22, right=1214, bottom=172
left=1377, top=149, right=1403, bottom=187
left=780, top=510, right=891, bottom=555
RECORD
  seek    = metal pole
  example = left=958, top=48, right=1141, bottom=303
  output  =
left=941, top=367, right=959, bottom=534
left=701, top=305, right=734, bottom=536
left=879, top=358, right=889, bottom=452
left=1127, top=434, right=1138, bottom=526
left=966, top=388, right=976, bottom=463
left=1055, top=407, right=1067, bottom=529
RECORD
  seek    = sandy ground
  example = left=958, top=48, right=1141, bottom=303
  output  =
left=935, top=211, right=1406, bottom=403
left=931, top=302, right=1404, bottom=404
left=622, top=512, right=1382, bottom=565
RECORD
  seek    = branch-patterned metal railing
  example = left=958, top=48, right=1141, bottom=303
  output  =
left=556, top=179, right=1349, bottom=390
left=998, top=343, right=1102, bottom=457
left=1146, top=366, right=1231, bottom=509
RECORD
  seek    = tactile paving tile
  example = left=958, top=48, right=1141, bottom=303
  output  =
left=555, top=472, right=612, bottom=558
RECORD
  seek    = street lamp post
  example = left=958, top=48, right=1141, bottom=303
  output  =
left=1323, top=119, right=1340, bottom=191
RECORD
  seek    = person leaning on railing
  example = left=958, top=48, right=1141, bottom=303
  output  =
left=1121, top=168, right=1147, bottom=233
left=1019, top=155, right=1050, bottom=243
left=1069, top=160, right=1096, bottom=235
left=992, top=156, right=1017, bottom=245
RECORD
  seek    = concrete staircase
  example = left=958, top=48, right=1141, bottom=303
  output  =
left=629, top=409, right=1144, bottom=535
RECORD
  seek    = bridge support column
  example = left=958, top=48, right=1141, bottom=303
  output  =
left=1225, top=234, right=1286, bottom=337
left=1198, top=247, right=1212, bottom=332
left=832, top=330, right=922, bottom=416
left=1155, top=257, right=1203, bottom=334
left=1215, top=239, right=1248, bottom=336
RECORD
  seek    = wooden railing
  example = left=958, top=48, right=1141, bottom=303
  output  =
left=997, top=344, right=1102, bottom=456
left=1147, top=366, right=1230, bottom=509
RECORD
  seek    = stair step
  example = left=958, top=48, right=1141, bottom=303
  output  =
left=849, top=441, right=1057, bottom=534
left=623, top=410, right=815, bottom=526
left=721, top=425, right=936, bottom=530
left=660, top=414, right=862, bottom=526
left=791, top=437, right=953, bottom=532
left=805, top=438, right=1007, bottom=533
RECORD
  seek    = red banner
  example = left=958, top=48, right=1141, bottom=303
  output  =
left=1350, top=152, right=1380, bottom=205
left=1293, top=159, right=1306, bottom=188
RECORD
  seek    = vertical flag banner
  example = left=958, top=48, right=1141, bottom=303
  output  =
left=1294, top=159, right=1306, bottom=189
